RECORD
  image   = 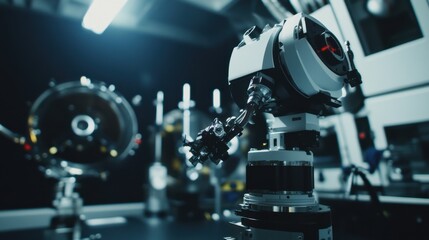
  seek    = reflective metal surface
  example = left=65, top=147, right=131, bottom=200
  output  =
left=27, top=80, right=138, bottom=178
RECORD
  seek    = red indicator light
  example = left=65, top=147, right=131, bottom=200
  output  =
left=135, top=138, right=142, bottom=145
left=359, top=132, right=366, bottom=140
left=23, top=143, right=32, bottom=151
left=321, top=45, right=337, bottom=53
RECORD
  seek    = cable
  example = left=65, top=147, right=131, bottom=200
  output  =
left=0, top=123, right=26, bottom=145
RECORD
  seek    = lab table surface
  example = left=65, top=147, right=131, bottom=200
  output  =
left=0, top=217, right=233, bottom=240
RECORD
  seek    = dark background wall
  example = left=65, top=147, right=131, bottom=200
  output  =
left=0, top=6, right=238, bottom=209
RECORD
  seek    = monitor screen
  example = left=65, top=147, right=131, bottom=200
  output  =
left=313, top=126, right=342, bottom=169
left=385, top=121, right=429, bottom=177
left=344, top=0, right=422, bottom=56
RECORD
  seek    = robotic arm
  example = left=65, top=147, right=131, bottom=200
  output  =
left=184, top=13, right=361, bottom=166
left=185, top=13, right=362, bottom=240
left=184, top=74, right=272, bottom=165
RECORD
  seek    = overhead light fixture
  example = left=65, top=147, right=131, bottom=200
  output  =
left=82, top=0, right=128, bottom=34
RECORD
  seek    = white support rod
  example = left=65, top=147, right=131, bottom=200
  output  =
left=155, top=91, right=164, bottom=162
left=212, top=88, right=221, bottom=112
left=182, top=83, right=191, bottom=139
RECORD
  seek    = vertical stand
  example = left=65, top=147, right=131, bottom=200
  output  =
left=145, top=91, right=169, bottom=217
left=209, top=89, right=223, bottom=221
left=47, top=177, right=84, bottom=240
left=172, top=83, right=205, bottom=221
left=228, top=113, right=333, bottom=240
left=45, top=177, right=103, bottom=240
